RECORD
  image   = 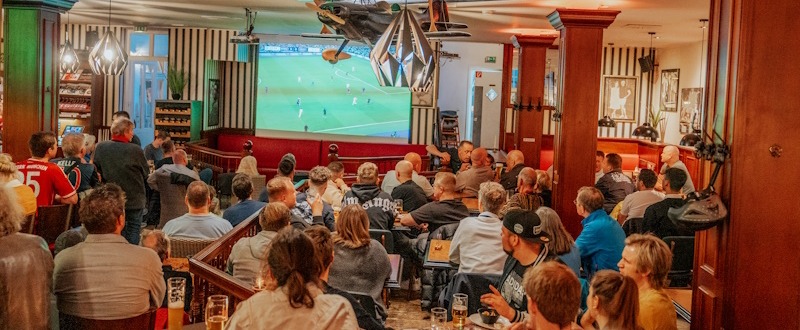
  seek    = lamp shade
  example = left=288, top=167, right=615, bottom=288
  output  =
left=89, top=30, right=128, bottom=75
left=60, top=39, right=81, bottom=73
left=598, top=115, right=616, bottom=127
left=680, top=129, right=702, bottom=147
left=369, top=8, right=435, bottom=92
left=632, top=122, right=659, bottom=142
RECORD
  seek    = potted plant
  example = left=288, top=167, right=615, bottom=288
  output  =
left=648, top=108, right=668, bottom=143
left=168, top=65, right=186, bottom=100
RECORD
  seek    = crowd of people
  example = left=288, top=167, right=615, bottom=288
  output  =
left=0, top=116, right=696, bottom=329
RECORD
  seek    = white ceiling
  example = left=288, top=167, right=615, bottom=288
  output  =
left=68, top=0, right=710, bottom=48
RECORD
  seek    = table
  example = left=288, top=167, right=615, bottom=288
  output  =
left=461, top=198, right=480, bottom=215
left=665, top=288, right=692, bottom=322
left=183, top=322, right=206, bottom=330
left=423, top=239, right=457, bottom=270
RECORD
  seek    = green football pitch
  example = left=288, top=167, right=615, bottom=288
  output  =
left=255, top=55, right=411, bottom=138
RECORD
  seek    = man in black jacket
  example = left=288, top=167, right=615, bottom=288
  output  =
left=595, top=153, right=635, bottom=213
left=642, top=168, right=694, bottom=239
left=342, top=162, right=395, bottom=231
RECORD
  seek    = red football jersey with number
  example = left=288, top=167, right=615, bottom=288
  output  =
left=16, top=158, right=77, bottom=207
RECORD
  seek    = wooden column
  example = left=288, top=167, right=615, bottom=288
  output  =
left=548, top=9, right=619, bottom=237
left=2, top=0, right=75, bottom=160
left=511, top=35, right=556, bottom=169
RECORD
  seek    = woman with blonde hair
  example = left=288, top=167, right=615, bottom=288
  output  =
left=534, top=169, right=552, bottom=207
left=536, top=207, right=581, bottom=277
left=328, top=204, right=392, bottom=322
left=0, top=154, right=37, bottom=216
left=582, top=270, right=642, bottom=330
left=236, top=156, right=260, bottom=177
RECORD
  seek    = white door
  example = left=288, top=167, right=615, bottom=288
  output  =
left=469, top=70, right=503, bottom=148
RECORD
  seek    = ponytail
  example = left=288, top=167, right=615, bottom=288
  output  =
left=285, top=269, right=315, bottom=308
left=591, top=271, right=641, bottom=330
left=267, top=228, right=322, bottom=309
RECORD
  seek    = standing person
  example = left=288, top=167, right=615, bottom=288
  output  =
left=617, top=234, right=678, bottom=330
left=155, top=140, right=174, bottom=170
left=658, top=145, right=695, bottom=194
left=426, top=140, right=473, bottom=174
left=580, top=271, right=641, bottom=330
left=16, top=132, right=78, bottom=206
left=93, top=118, right=149, bottom=244
left=341, top=162, right=395, bottom=231
left=322, top=161, right=349, bottom=208
left=1, top=154, right=37, bottom=215
left=448, top=182, right=507, bottom=274
left=112, top=111, right=141, bottom=146
left=52, top=133, right=100, bottom=197
left=143, top=131, right=170, bottom=163
left=596, top=153, right=636, bottom=214
left=498, top=150, right=525, bottom=191
left=618, top=169, right=664, bottom=224
left=574, top=187, right=626, bottom=278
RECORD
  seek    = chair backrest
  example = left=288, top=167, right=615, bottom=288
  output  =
left=217, top=172, right=236, bottom=196
left=59, top=309, right=157, bottom=330
left=663, top=236, right=695, bottom=272
left=156, top=173, right=190, bottom=229
left=251, top=175, right=267, bottom=201
left=20, top=213, right=36, bottom=234
left=622, top=217, right=644, bottom=236
left=349, top=292, right=379, bottom=323
left=35, top=204, right=73, bottom=244
left=438, top=272, right=501, bottom=320
left=170, top=236, right=218, bottom=258
left=369, top=229, right=394, bottom=254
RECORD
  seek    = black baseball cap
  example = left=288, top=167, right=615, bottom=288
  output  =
left=278, top=153, right=296, bottom=176
left=503, top=208, right=550, bottom=244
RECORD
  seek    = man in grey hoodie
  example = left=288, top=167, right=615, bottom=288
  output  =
left=341, top=162, right=396, bottom=230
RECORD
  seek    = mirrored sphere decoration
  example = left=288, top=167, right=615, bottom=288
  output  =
left=369, top=8, right=435, bottom=92
left=60, top=39, right=81, bottom=73
left=89, top=30, right=128, bottom=75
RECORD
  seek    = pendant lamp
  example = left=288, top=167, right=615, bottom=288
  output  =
left=598, top=115, right=616, bottom=127
left=60, top=12, right=80, bottom=73
left=88, top=0, right=128, bottom=75
left=633, top=32, right=658, bottom=142
left=680, top=19, right=708, bottom=147
left=369, top=8, right=435, bottom=92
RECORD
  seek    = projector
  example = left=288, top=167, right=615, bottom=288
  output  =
left=230, top=33, right=260, bottom=44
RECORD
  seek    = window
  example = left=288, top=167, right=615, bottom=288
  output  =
left=130, top=34, right=150, bottom=56
left=154, top=34, right=169, bottom=57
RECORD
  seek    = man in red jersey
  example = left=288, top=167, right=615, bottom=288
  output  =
left=17, top=132, right=78, bottom=206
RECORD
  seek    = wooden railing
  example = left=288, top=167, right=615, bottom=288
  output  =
left=335, top=154, right=431, bottom=176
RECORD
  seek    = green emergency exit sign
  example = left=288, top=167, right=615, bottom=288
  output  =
left=485, top=56, right=496, bottom=63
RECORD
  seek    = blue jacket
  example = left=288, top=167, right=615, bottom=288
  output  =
left=575, top=209, right=626, bottom=278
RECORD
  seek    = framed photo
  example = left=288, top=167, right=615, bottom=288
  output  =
left=680, top=123, right=690, bottom=134
left=680, top=87, right=703, bottom=126
left=660, top=69, right=680, bottom=112
left=601, top=75, right=639, bottom=123
left=208, top=79, right=220, bottom=127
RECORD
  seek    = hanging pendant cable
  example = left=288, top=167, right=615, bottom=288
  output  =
left=698, top=19, right=707, bottom=131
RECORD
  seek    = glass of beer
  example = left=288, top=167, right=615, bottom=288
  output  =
left=394, top=199, right=403, bottom=214
left=205, top=295, right=229, bottom=330
left=452, top=293, right=468, bottom=328
left=167, top=277, right=185, bottom=330
left=431, top=307, right=448, bottom=330
left=495, top=162, right=504, bottom=179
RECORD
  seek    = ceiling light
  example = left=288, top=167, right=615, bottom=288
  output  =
left=369, top=7, right=435, bottom=92
left=60, top=12, right=80, bottom=73
left=89, top=0, right=128, bottom=75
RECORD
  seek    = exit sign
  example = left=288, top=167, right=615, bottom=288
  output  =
left=135, top=25, right=147, bottom=32
left=485, top=56, right=496, bottom=63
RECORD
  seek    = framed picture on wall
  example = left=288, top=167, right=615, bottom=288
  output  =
left=600, top=75, right=639, bottom=123
left=680, top=87, right=703, bottom=127
left=208, top=79, right=220, bottom=127
left=680, top=123, right=690, bottom=134
left=660, top=69, right=680, bottom=112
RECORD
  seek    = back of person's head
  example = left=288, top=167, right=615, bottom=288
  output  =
left=61, top=133, right=85, bottom=157
left=278, top=153, right=296, bottom=177
left=664, top=167, right=687, bottom=192
left=357, top=162, right=379, bottom=185
left=260, top=202, right=291, bottom=232
left=605, top=153, right=623, bottom=170
left=304, top=226, right=334, bottom=272
left=308, top=166, right=331, bottom=187
left=80, top=183, right=126, bottom=234
left=237, top=156, right=259, bottom=177
left=29, top=131, right=57, bottom=158
left=576, top=186, right=604, bottom=213
left=143, top=230, right=170, bottom=262
left=478, top=181, right=506, bottom=214
left=470, top=147, right=488, bottom=165
left=590, top=270, right=640, bottom=330
left=334, top=204, right=371, bottom=249
left=0, top=154, right=18, bottom=179
left=173, top=150, right=188, bottom=166
left=637, top=169, right=658, bottom=189
left=625, top=234, right=673, bottom=290
left=84, top=134, right=97, bottom=151
left=535, top=170, right=552, bottom=191
left=523, top=261, right=581, bottom=328
left=186, top=181, right=210, bottom=209
left=110, top=118, right=134, bottom=136
left=433, top=171, right=456, bottom=193
left=395, top=160, right=413, bottom=178
left=156, top=130, right=170, bottom=141
left=404, top=152, right=422, bottom=171
left=536, top=207, right=575, bottom=255
left=596, top=150, right=605, bottom=158
left=232, top=173, right=254, bottom=201
left=162, top=140, right=175, bottom=154
left=112, top=111, right=130, bottom=120
left=0, top=185, right=23, bottom=237
left=267, top=177, right=292, bottom=202
left=327, top=161, right=344, bottom=176
left=518, top=167, right=537, bottom=188
left=267, top=228, right=320, bottom=308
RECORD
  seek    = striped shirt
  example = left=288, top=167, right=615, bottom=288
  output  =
left=499, top=192, right=544, bottom=218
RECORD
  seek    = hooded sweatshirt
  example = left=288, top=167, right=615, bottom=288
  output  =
left=342, top=183, right=396, bottom=230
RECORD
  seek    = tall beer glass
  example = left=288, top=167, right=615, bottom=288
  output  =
left=167, top=277, right=186, bottom=330
left=452, top=293, right=468, bottom=328
left=205, top=295, right=229, bottom=330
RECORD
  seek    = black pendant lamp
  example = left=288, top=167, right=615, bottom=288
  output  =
left=599, top=115, right=616, bottom=127
left=60, top=12, right=80, bottom=73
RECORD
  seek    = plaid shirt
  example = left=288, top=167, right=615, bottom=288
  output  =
left=499, top=192, right=544, bottom=218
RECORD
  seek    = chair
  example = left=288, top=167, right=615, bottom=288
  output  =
left=153, top=173, right=190, bottom=229
left=664, top=236, right=695, bottom=287
left=251, top=175, right=267, bottom=201
left=59, top=309, right=157, bottom=330
left=169, top=237, right=218, bottom=258
left=438, top=272, right=501, bottom=320
left=369, top=229, right=395, bottom=254
left=35, top=204, right=73, bottom=247
left=420, top=223, right=460, bottom=309
left=622, top=217, right=644, bottom=236
left=350, top=292, right=380, bottom=324
left=217, top=172, right=236, bottom=209
left=20, top=213, right=36, bottom=234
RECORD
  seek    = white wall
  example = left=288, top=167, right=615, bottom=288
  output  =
left=654, top=41, right=705, bottom=144
left=437, top=41, right=505, bottom=141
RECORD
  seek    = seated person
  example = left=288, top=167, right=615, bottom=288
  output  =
left=618, top=169, right=664, bottom=224
left=54, top=183, right=165, bottom=320
left=0, top=185, right=54, bottom=329
left=426, top=140, right=473, bottom=174
left=52, top=133, right=100, bottom=196
left=17, top=131, right=78, bottom=206
left=535, top=170, right=553, bottom=208
left=161, top=181, right=233, bottom=239
left=519, top=261, right=582, bottom=330
left=227, top=203, right=291, bottom=283
left=223, top=173, right=266, bottom=227
left=580, top=270, right=640, bottom=330
left=480, top=209, right=559, bottom=324
left=389, top=161, right=429, bottom=212
left=321, top=161, right=349, bottom=208
left=499, top=167, right=543, bottom=218
left=381, top=152, right=434, bottom=198
left=225, top=228, right=358, bottom=329
left=155, top=140, right=193, bottom=170
left=595, top=153, right=635, bottom=214
left=294, top=166, right=336, bottom=231
left=617, top=234, right=678, bottom=330
left=327, top=205, right=392, bottom=321
left=142, top=230, right=193, bottom=313
left=151, top=150, right=199, bottom=181
left=305, top=226, right=385, bottom=330
left=259, top=153, right=295, bottom=202
left=342, top=162, right=395, bottom=231
left=0, top=154, right=37, bottom=216
left=642, top=168, right=694, bottom=239
left=54, top=226, right=89, bottom=256
left=659, top=145, right=695, bottom=194
left=236, top=155, right=260, bottom=177
left=449, top=181, right=507, bottom=274
left=536, top=207, right=582, bottom=277
left=498, top=150, right=525, bottom=191
left=574, top=187, right=626, bottom=278
left=267, top=176, right=325, bottom=229
left=455, top=147, right=495, bottom=197
left=595, top=150, right=606, bottom=183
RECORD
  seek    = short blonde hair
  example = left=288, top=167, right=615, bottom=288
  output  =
left=535, top=170, right=552, bottom=191
left=110, top=118, right=134, bottom=136
left=625, top=234, right=673, bottom=290
left=260, top=203, right=291, bottom=232
left=333, top=204, right=371, bottom=249
left=61, top=133, right=85, bottom=157
left=0, top=185, right=23, bottom=237
left=433, top=172, right=456, bottom=193
left=357, top=162, right=378, bottom=184
left=0, top=154, right=18, bottom=177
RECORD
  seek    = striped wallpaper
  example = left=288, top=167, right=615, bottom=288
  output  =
left=408, top=41, right=440, bottom=145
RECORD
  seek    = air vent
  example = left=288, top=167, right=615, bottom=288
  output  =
left=623, top=24, right=662, bottom=30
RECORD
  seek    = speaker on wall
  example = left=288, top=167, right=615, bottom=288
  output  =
left=85, top=31, right=99, bottom=50
left=638, top=55, right=654, bottom=72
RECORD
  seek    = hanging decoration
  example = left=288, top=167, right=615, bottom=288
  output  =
left=60, top=12, right=80, bottom=73
left=369, top=8, right=435, bottom=92
left=88, top=0, right=128, bottom=75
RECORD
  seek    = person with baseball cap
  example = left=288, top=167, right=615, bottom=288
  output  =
left=480, top=208, right=562, bottom=324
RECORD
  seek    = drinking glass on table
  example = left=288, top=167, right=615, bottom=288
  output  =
left=205, top=295, right=229, bottom=330
left=452, top=293, right=468, bottom=328
left=167, top=277, right=185, bottom=330
left=432, top=307, right=448, bottom=330
left=394, top=199, right=403, bottom=214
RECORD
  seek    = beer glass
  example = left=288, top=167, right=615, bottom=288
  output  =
left=394, top=199, right=403, bottom=213
left=205, top=295, right=229, bottom=330
left=452, top=293, right=468, bottom=328
left=167, top=277, right=185, bottom=330
left=431, top=307, right=448, bottom=330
